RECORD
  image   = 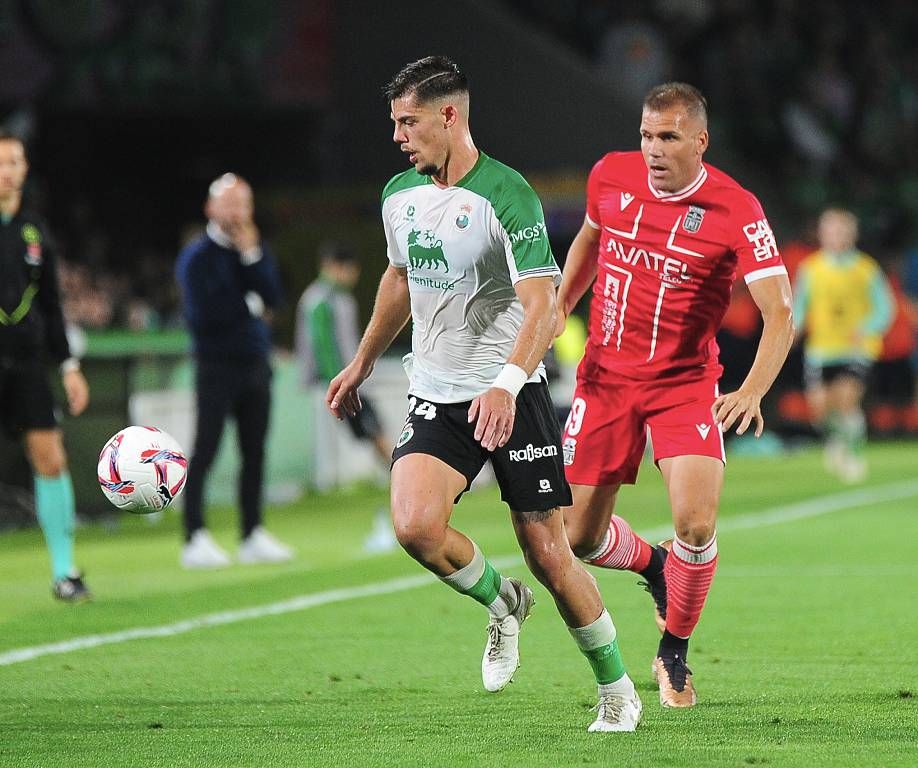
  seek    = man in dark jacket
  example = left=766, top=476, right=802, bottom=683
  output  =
left=175, top=173, right=291, bottom=568
left=0, top=131, right=91, bottom=601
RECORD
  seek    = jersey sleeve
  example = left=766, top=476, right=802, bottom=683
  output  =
left=585, top=156, right=606, bottom=230
left=381, top=197, right=406, bottom=269
left=492, top=180, right=560, bottom=285
left=33, top=228, right=73, bottom=363
left=730, top=191, right=788, bottom=285
left=863, top=260, right=895, bottom=336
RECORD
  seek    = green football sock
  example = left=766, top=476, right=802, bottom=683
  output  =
left=440, top=541, right=516, bottom=617
left=34, top=472, right=76, bottom=581
left=570, top=609, right=627, bottom=684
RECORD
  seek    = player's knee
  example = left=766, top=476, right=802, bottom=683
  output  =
left=673, top=518, right=715, bottom=547
left=570, top=535, right=601, bottom=560
left=391, top=507, right=445, bottom=558
left=31, top=450, right=67, bottom=477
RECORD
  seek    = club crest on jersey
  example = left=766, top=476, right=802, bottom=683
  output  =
left=455, top=203, right=472, bottom=231
left=562, top=437, right=577, bottom=466
left=683, top=205, right=705, bottom=233
left=21, top=224, right=43, bottom=265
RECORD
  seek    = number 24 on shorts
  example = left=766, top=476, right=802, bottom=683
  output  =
left=406, top=397, right=437, bottom=421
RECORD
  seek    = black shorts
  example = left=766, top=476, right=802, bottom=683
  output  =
left=804, top=360, right=871, bottom=389
left=0, top=357, right=58, bottom=438
left=872, top=358, right=916, bottom=404
left=391, top=380, right=572, bottom=512
left=346, top=395, right=383, bottom=440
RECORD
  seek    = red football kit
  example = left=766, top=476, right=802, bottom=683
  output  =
left=563, top=151, right=787, bottom=485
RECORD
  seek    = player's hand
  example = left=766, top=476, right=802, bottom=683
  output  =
left=468, top=387, right=516, bottom=451
left=228, top=220, right=260, bottom=254
left=712, top=389, right=764, bottom=437
left=326, top=360, right=371, bottom=420
left=553, top=306, right=567, bottom=340
left=63, top=369, right=90, bottom=416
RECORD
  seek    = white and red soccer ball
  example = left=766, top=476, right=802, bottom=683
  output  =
left=97, top=426, right=187, bottom=513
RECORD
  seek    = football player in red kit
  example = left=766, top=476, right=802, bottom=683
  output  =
left=556, top=83, right=794, bottom=707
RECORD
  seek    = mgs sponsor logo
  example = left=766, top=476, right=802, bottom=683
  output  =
left=509, top=221, right=546, bottom=244
left=508, top=443, right=559, bottom=463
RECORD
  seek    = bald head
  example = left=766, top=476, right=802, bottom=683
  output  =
left=205, top=173, right=253, bottom=231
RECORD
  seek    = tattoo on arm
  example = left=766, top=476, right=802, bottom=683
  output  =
left=514, top=508, right=557, bottom=525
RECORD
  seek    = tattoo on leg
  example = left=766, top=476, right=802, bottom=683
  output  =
left=515, top=508, right=557, bottom=525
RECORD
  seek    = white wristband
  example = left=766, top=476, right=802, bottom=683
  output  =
left=60, top=357, right=81, bottom=374
left=492, top=363, right=528, bottom=397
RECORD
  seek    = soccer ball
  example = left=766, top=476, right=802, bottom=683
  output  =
left=97, top=426, right=188, bottom=513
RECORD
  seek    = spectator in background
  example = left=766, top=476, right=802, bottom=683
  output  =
left=793, top=208, right=894, bottom=482
left=295, top=241, right=396, bottom=553
left=595, top=5, right=671, bottom=111
left=0, top=131, right=92, bottom=601
left=175, top=173, right=292, bottom=569
left=296, top=242, right=392, bottom=470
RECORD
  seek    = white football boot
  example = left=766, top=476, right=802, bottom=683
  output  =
left=238, top=526, right=294, bottom=564
left=588, top=678, right=643, bottom=732
left=481, top=578, right=534, bottom=692
left=181, top=529, right=231, bottom=569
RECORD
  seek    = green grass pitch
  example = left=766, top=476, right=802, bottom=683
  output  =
left=0, top=443, right=916, bottom=767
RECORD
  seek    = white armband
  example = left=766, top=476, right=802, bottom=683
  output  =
left=491, top=363, right=528, bottom=397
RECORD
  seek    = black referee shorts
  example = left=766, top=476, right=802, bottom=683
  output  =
left=0, top=357, right=58, bottom=438
left=391, top=380, right=572, bottom=512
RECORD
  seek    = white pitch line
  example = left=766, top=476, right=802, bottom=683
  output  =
left=2, top=479, right=916, bottom=667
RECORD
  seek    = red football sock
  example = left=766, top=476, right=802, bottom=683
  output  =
left=664, top=534, right=718, bottom=638
left=583, top=515, right=652, bottom=572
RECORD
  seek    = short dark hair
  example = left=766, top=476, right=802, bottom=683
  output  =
left=643, top=82, right=708, bottom=124
left=384, top=56, right=469, bottom=103
left=0, top=130, right=25, bottom=146
left=319, top=241, right=357, bottom=265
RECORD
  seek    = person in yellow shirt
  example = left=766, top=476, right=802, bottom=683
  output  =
left=793, top=208, right=893, bottom=481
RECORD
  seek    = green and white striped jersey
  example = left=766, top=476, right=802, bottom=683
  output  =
left=381, top=152, right=560, bottom=403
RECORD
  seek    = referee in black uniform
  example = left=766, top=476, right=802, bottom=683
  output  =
left=0, top=131, right=91, bottom=601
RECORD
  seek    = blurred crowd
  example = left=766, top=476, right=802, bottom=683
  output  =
left=502, top=0, right=918, bottom=437
left=504, top=0, right=918, bottom=245
left=20, top=0, right=918, bottom=442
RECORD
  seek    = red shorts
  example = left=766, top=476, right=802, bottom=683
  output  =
left=562, top=373, right=726, bottom=486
